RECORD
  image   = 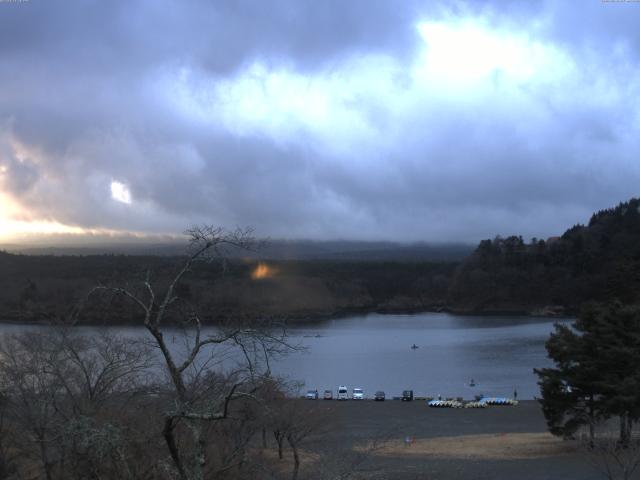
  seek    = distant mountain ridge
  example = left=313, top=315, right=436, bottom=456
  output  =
left=2, top=239, right=474, bottom=262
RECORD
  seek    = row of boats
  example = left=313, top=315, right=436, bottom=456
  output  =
left=428, top=397, right=519, bottom=408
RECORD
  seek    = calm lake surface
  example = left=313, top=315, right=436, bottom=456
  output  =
left=276, top=313, right=566, bottom=400
left=0, top=312, right=566, bottom=399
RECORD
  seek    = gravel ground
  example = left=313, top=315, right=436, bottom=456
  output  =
left=300, top=400, right=606, bottom=480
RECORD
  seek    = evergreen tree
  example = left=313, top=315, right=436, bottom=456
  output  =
left=535, top=302, right=640, bottom=445
left=535, top=318, right=603, bottom=443
left=583, top=304, right=640, bottom=446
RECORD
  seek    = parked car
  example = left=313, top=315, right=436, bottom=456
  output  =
left=374, top=391, right=386, bottom=401
left=305, top=389, right=318, bottom=400
left=402, top=390, right=414, bottom=401
left=352, top=388, right=365, bottom=400
left=337, top=386, right=349, bottom=400
left=323, top=389, right=333, bottom=400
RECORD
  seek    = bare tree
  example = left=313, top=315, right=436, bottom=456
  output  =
left=311, top=431, right=394, bottom=480
left=50, top=330, right=153, bottom=414
left=86, top=226, right=293, bottom=480
left=258, top=381, right=330, bottom=480
left=0, top=332, right=69, bottom=480
left=581, top=436, right=640, bottom=480
left=0, top=330, right=154, bottom=480
left=0, top=396, right=17, bottom=480
left=284, top=403, right=328, bottom=480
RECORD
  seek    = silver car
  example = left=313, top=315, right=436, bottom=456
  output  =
left=352, top=387, right=364, bottom=400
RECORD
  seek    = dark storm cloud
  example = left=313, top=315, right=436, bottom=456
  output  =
left=0, top=0, right=639, bottom=242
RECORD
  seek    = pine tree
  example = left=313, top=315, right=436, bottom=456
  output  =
left=582, top=304, right=640, bottom=446
left=535, top=318, right=603, bottom=443
left=535, top=302, right=640, bottom=445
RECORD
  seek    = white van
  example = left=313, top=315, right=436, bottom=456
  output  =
left=337, top=386, right=349, bottom=400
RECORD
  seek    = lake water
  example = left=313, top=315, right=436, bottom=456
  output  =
left=0, top=312, right=566, bottom=400
left=275, top=313, right=566, bottom=400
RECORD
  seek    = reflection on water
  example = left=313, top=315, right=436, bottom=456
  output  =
left=0, top=312, right=568, bottom=399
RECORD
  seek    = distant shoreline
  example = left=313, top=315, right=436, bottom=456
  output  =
left=0, top=305, right=573, bottom=328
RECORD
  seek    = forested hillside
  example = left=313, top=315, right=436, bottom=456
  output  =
left=449, top=198, right=640, bottom=314
left=3, top=198, right=640, bottom=323
left=0, top=252, right=455, bottom=324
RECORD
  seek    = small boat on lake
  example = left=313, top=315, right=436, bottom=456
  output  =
left=411, top=344, right=419, bottom=349
left=469, top=378, right=476, bottom=387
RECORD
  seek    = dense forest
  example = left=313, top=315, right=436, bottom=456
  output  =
left=2, top=198, right=640, bottom=324
left=449, top=198, right=640, bottom=315
left=0, top=252, right=455, bottom=324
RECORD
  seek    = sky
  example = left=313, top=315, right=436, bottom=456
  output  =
left=1, top=0, right=639, bottom=244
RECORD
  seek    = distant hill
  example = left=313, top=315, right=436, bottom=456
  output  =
left=448, top=198, right=640, bottom=314
left=254, top=240, right=474, bottom=262
left=2, top=239, right=474, bottom=262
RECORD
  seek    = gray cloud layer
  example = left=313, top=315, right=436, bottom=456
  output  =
left=1, top=0, right=639, bottom=242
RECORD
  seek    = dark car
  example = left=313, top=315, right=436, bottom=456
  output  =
left=402, top=390, right=414, bottom=401
left=374, top=391, right=386, bottom=401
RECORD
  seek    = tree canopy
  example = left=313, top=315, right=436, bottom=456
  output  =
left=535, top=302, right=640, bottom=445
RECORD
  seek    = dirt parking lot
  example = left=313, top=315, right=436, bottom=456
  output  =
left=300, top=400, right=606, bottom=479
